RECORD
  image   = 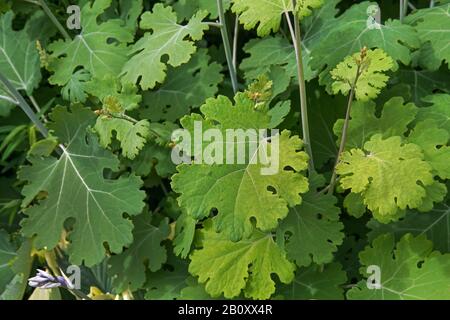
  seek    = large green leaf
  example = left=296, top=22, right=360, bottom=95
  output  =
left=406, top=4, right=450, bottom=71
left=19, top=105, right=146, bottom=266
left=48, top=0, right=134, bottom=86
left=347, top=233, right=450, bottom=300
left=310, top=1, right=419, bottom=89
left=172, top=94, right=309, bottom=241
left=0, top=11, right=41, bottom=95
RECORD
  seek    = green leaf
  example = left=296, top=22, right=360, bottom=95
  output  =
left=145, top=254, right=191, bottom=300
left=85, top=76, right=141, bottom=111
left=0, top=11, right=41, bottom=95
left=48, top=0, right=134, bottom=86
left=240, top=36, right=298, bottom=83
left=406, top=4, right=450, bottom=71
left=395, top=68, right=450, bottom=106
left=331, top=49, right=394, bottom=101
left=61, top=69, right=90, bottom=103
left=173, top=0, right=231, bottom=20
left=0, top=237, right=33, bottom=300
left=189, top=221, right=295, bottom=299
left=174, top=213, right=196, bottom=259
left=408, top=120, right=450, bottom=180
left=94, top=116, right=150, bottom=159
left=310, top=1, right=419, bottom=89
left=277, top=263, right=347, bottom=300
left=231, top=0, right=323, bottom=36
left=347, top=233, right=450, bottom=300
left=141, top=49, right=223, bottom=122
left=19, top=105, right=146, bottom=266
left=333, top=97, right=418, bottom=149
left=127, top=142, right=176, bottom=178
left=336, top=135, right=434, bottom=222
left=368, top=204, right=450, bottom=254
left=0, top=230, right=15, bottom=293
left=417, top=94, right=450, bottom=134
left=277, top=174, right=344, bottom=267
left=109, top=213, right=170, bottom=292
left=121, top=4, right=209, bottom=90
left=172, top=94, right=309, bottom=241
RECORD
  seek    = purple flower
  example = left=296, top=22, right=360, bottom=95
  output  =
left=28, top=269, right=75, bottom=290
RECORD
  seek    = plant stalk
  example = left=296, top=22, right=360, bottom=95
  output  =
left=232, top=16, right=240, bottom=70
left=400, top=0, right=408, bottom=22
left=285, top=1, right=314, bottom=171
left=0, top=72, right=48, bottom=138
left=216, top=0, right=238, bottom=94
left=327, top=65, right=361, bottom=194
left=38, top=0, right=72, bottom=41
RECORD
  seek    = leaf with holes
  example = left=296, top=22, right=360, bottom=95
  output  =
left=19, top=105, right=145, bottom=266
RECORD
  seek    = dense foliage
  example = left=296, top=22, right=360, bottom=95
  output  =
left=0, top=0, right=449, bottom=300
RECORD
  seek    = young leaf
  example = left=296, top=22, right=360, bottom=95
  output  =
left=189, top=221, right=295, bottom=299
left=347, top=233, right=450, bottom=300
left=231, top=0, right=323, bottom=36
left=336, top=135, right=434, bottom=222
left=85, top=76, right=141, bottom=111
left=330, top=49, right=394, bottom=101
left=94, top=116, right=150, bottom=159
left=121, top=4, right=209, bottom=90
left=19, top=105, right=146, bottom=266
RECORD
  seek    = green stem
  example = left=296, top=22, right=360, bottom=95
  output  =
left=285, top=3, right=314, bottom=171
left=232, top=16, right=239, bottom=70
left=328, top=65, right=361, bottom=194
left=206, top=21, right=223, bottom=28
left=0, top=72, right=48, bottom=138
left=216, top=0, right=238, bottom=94
left=400, top=0, right=408, bottom=22
left=38, top=0, right=72, bottom=41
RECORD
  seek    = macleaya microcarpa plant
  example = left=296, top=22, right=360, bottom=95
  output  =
left=0, top=0, right=449, bottom=301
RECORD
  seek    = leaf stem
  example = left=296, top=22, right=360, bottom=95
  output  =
left=37, top=0, right=72, bottom=41
left=216, top=0, right=238, bottom=94
left=205, top=21, right=223, bottom=28
left=399, top=0, right=408, bottom=22
left=232, top=16, right=239, bottom=70
left=0, top=72, right=48, bottom=138
left=284, top=2, right=314, bottom=172
left=327, top=65, right=361, bottom=194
